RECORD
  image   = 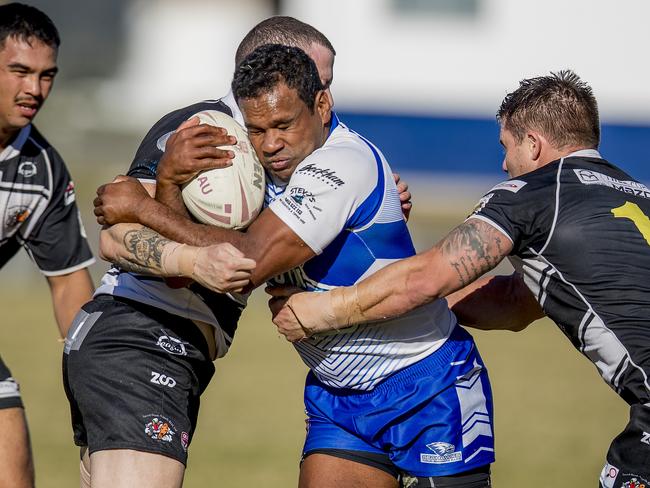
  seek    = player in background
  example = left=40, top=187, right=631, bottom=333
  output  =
left=269, top=70, right=650, bottom=488
left=66, top=16, right=407, bottom=488
left=95, top=44, right=494, bottom=488
left=0, top=4, right=95, bottom=487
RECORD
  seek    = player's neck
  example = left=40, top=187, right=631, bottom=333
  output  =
left=539, top=144, right=589, bottom=168
left=0, top=126, right=21, bottom=152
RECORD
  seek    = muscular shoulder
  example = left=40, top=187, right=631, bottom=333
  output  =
left=470, top=164, right=561, bottom=254
left=292, top=125, right=379, bottom=191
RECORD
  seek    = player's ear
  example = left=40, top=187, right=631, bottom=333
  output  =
left=315, top=90, right=332, bottom=125
left=526, top=131, right=543, bottom=161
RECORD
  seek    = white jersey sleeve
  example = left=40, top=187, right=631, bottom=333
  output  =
left=268, top=143, right=378, bottom=254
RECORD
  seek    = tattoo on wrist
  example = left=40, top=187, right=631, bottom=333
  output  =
left=442, top=220, right=505, bottom=287
left=122, top=227, right=171, bottom=271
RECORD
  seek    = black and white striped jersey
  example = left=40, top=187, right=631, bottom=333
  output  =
left=0, top=124, right=94, bottom=275
left=95, top=97, right=247, bottom=358
left=471, top=149, right=650, bottom=405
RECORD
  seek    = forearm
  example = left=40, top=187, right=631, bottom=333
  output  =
left=137, top=196, right=246, bottom=249
left=99, top=223, right=194, bottom=277
left=280, top=219, right=510, bottom=337
left=342, top=251, right=441, bottom=324
left=48, top=269, right=94, bottom=337
left=155, top=180, right=191, bottom=220
left=448, top=273, right=545, bottom=331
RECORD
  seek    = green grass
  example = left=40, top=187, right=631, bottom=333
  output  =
left=0, top=206, right=628, bottom=487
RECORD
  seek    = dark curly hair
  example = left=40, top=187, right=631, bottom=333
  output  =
left=232, top=44, right=324, bottom=113
left=497, top=70, right=600, bottom=149
left=0, top=3, right=60, bottom=50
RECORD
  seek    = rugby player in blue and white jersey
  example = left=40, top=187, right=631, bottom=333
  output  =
left=96, top=44, right=494, bottom=488
left=270, top=71, right=650, bottom=488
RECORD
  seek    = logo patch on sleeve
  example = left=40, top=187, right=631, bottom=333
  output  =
left=470, top=193, right=494, bottom=216
left=489, top=180, right=527, bottom=193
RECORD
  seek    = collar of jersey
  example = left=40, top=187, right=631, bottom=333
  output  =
left=566, top=148, right=602, bottom=159
left=0, top=125, right=31, bottom=162
left=327, top=112, right=340, bottom=140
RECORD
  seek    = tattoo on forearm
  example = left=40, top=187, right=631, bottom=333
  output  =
left=441, top=220, right=506, bottom=287
left=120, top=227, right=171, bottom=272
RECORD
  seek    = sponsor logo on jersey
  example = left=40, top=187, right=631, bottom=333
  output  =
left=642, top=431, right=650, bottom=445
left=420, top=441, right=462, bottom=464
left=181, top=431, right=189, bottom=452
left=290, top=187, right=316, bottom=205
left=488, top=180, right=527, bottom=193
left=282, top=187, right=322, bottom=223
left=470, top=192, right=494, bottom=216
left=144, top=415, right=175, bottom=443
left=17, top=161, right=37, bottom=178
left=5, top=206, right=30, bottom=227
left=296, top=163, right=344, bottom=188
left=156, top=334, right=187, bottom=356
left=150, top=372, right=177, bottom=387
left=574, top=169, right=650, bottom=199
left=64, top=181, right=76, bottom=205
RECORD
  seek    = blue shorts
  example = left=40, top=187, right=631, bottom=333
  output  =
left=302, top=325, right=495, bottom=477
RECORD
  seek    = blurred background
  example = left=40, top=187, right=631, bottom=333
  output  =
left=1, top=0, right=647, bottom=486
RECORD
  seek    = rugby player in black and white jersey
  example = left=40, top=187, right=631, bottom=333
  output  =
left=270, top=70, right=650, bottom=487
left=0, top=4, right=95, bottom=487
left=70, top=17, right=408, bottom=488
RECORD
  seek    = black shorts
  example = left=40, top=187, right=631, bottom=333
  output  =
left=0, top=354, right=22, bottom=410
left=62, top=295, right=215, bottom=465
left=600, top=404, right=650, bottom=488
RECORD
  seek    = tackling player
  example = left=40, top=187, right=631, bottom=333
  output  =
left=269, top=70, right=650, bottom=488
left=67, top=16, right=408, bottom=488
left=95, top=44, right=495, bottom=488
left=0, top=4, right=94, bottom=487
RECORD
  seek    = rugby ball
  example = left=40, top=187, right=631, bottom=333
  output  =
left=181, top=110, right=265, bottom=229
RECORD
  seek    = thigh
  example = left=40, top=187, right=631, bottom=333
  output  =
left=600, top=404, right=650, bottom=488
left=0, top=407, right=34, bottom=488
left=300, top=453, right=397, bottom=488
left=63, top=296, right=214, bottom=465
left=90, top=449, right=184, bottom=488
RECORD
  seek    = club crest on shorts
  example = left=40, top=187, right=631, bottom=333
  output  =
left=156, top=333, right=187, bottom=356
left=622, top=477, right=648, bottom=488
left=144, top=415, right=176, bottom=443
left=181, top=431, right=189, bottom=452
left=420, top=442, right=462, bottom=464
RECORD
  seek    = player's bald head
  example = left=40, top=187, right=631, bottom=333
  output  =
left=235, top=16, right=335, bottom=67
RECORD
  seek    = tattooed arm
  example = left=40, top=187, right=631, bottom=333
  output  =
left=98, top=181, right=255, bottom=292
left=99, top=222, right=255, bottom=292
left=268, top=218, right=512, bottom=341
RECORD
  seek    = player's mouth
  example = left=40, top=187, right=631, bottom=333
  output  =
left=267, top=158, right=291, bottom=172
left=15, top=100, right=40, bottom=119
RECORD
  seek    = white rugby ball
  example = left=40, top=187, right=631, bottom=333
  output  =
left=181, top=110, right=265, bottom=229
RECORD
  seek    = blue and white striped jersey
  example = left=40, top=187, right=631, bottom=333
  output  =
left=267, top=114, right=455, bottom=391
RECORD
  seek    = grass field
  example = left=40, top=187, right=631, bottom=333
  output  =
left=0, top=140, right=629, bottom=486
left=1, top=203, right=629, bottom=487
